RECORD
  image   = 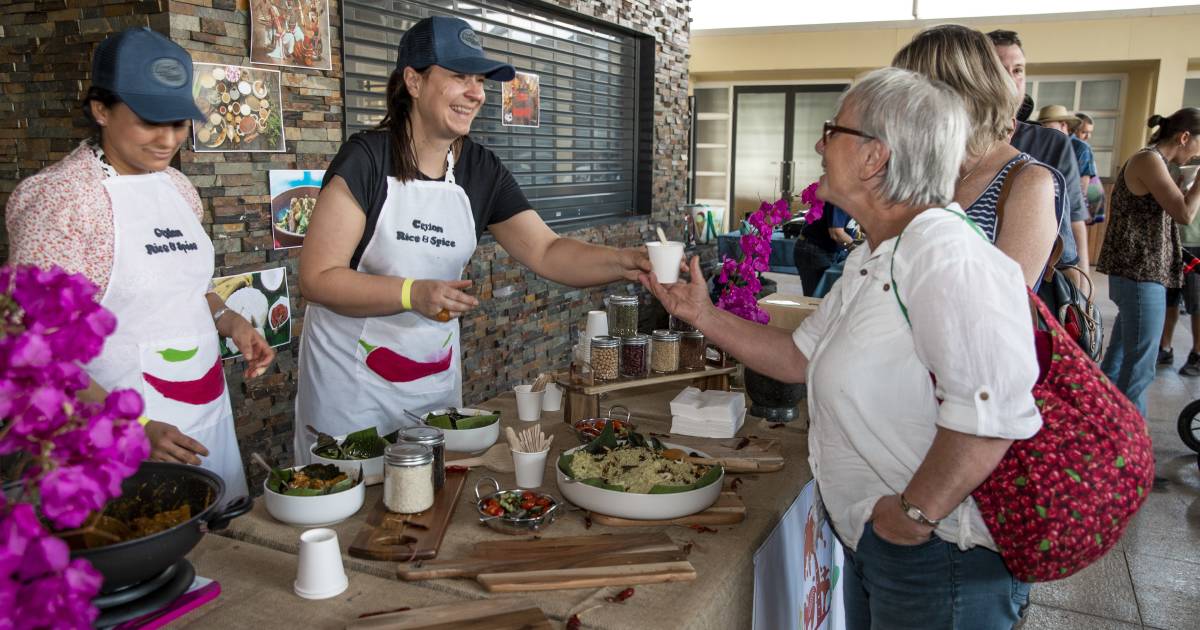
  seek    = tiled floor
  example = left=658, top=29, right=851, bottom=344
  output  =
left=763, top=270, right=1200, bottom=629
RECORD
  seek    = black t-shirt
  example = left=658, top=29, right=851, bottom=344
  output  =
left=323, top=130, right=530, bottom=268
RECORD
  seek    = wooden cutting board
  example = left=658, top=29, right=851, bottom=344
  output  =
left=348, top=468, right=467, bottom=562
left=588, top=489, right=745, bottom=527
left=650, top=434, right=785, bottom=472
left=347, top=597, right=551, bottom=630
left=397, top=532, right=696, bottom=592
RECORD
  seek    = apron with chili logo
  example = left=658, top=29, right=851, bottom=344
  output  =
left=295, top=151, right=476, bottom=461
left=88, top=173, right=247, bottom=498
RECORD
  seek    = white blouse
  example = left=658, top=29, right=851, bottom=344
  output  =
left=792, top=205, right=1042, bottom=552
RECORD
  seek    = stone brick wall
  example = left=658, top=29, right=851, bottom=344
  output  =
left=0, top=0, right=692, bottom=489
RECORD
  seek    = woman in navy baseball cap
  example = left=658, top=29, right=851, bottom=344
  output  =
left=293, top=16, right=652, bottom=456
left=5, top=27, right=275, bottom=501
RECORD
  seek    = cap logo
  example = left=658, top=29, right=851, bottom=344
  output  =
left=149, top=58, right=187, bottom=88
left=458, top=28, right=482, bottom=51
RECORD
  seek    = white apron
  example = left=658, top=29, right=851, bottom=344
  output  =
left=295, top=152, right=477, bottom=462
left=88, top=173, right=248, bottom=499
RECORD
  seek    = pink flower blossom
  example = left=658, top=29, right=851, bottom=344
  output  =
left=716, top=196, right=803, bottom=323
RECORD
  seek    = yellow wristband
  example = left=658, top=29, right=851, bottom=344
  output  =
left=401, top=277, right=414, bottom=311
left=138, top=416, right=151, bottom=427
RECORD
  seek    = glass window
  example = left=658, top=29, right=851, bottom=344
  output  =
left=1030, top=75, right=1123, bottom=178
left=1090, top=117, right=1117, bottom=147
left=1037, top=81, right=1076, bottom=110
left=1080, top=80, right=1120, bottom=111
left=1185, top=78, right=1200, bottom=109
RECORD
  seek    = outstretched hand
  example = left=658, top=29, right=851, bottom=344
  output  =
left=638, top=255, right=713, bottom=328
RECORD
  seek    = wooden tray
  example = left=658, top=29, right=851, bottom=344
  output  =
left=347, top=598, right=551, bottom=630
left=650, top=434, right=785, bottom=472
left=588, top=489, right=745, bottom=527
left=348, top=468, right=467, bottom=562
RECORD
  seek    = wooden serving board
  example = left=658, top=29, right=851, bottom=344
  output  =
left=347, top=597, right=551, bottom=630
left=588, top=489, right=745, bottom=527
left=348, top=468, right=467, bottom=562
left=650, top=434, right=785, bottom=472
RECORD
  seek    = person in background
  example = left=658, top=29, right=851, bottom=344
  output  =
left=295, top=16, right=650, bottom=460
left=1158, top=162, right=1200, bottom=375
left=1036, top=103, right=1097, bottom=277
left=645, top=67, right=1040, bottom=629
left=1073, top=112, right=1107, bottom=222
left=1096, top=108, right=1200, bottom=416
left=5, top=27, right=275, bottom=497
left=793, top=202, right=855, bottom=296
left=893, top=25, right=1058, bottom=288
left=988, top=29, right=1087, bottom=272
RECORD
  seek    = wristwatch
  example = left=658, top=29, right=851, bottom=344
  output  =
left=899, top=493, right=941, bottom=528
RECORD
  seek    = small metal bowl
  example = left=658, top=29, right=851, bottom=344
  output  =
left=474, top=477, right=560, bottom=535
left=572, top=405, right=635, bottom=444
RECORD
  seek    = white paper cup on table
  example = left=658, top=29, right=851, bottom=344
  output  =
left=294, top=528, right=348, bottom=600
left=647, top=241, right=685, bottom=284
left=514, top=384, right=545, bottom=422
left=541, top=382, right=563, bottom=411
left=585, top=310, right=609, bottom=339
left=512, top=447, right=550, bottom=488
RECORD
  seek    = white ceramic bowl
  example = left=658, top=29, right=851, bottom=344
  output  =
left=262, top=467, right=366, bottom=527
left=310, top=436, right=384, bottom=486
left=555, top=443, right=723, bottom=520
left=426, top=407, right=501, bottom=454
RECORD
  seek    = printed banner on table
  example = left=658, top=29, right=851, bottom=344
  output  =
left=213, top=267, right=292, bottom=359
left=249, top=0, right=332, bottom=70
left=753, top=479, right=846, bottom=630
left=270, top=170, right=324, bottom=249
left=192, top=63, right=285, bottom=152
left=502, top=71, right=540, bottom=128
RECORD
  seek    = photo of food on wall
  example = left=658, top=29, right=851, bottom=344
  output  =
left=269, top=169, right=324, bottom=249
left=213, top=267, right=292, bottom=359
left=502, top=71, right=540, bottom=128
left=191, top=63, right=286, bottom=153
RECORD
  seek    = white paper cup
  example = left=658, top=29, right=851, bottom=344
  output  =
left=514, top=384, right=545, bottom=422
left=294, top=528, right=348, bottom=600
left=512, top=447, right=550, bottom=488
left=585, top=310, right=609, bottom=340
left=541, top=382, right=563, bottom=411
left=647, top=241, right=685, bottom=284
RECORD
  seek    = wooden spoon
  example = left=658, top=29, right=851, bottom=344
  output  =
left=655, top=225, right=670, bottom=245
left=446, top=443, right=514, bottom=473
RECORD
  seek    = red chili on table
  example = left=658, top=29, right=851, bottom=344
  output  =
left=567, top=614, right=582, bottom=629
left=689, top=525, right=718, bottom=533
left=605, top=587, right=635, bottom=603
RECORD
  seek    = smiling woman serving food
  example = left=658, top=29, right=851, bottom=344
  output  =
left=5, top=27, right=275, bottom=498
left=295, top=16, right=650, bottom=459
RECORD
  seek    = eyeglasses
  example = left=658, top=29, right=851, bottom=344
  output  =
left=822, top=121, right=876, bottom=144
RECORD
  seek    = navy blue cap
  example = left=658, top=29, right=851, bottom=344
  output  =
left=396, top=16, right=516, bottom=82
left=92, top=27, right=204, bottom=123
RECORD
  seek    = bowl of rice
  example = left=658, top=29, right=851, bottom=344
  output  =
left=555, top=442, right=723, bottom=520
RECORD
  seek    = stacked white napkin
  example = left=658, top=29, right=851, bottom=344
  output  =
left=669, top=387, right=746, bottom=438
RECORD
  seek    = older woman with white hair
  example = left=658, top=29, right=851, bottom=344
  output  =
left=644, top=67, right=1041, bottom=629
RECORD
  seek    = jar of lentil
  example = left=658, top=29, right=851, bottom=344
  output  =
left=399, top=426, right=445, bottom=491
left=620, top=334, right=650, bottom=378
left=669, top=314, right=695, bottom=333
left=590, top=335, right=620, bottom=381
left=680, top=330, right=706, bottom=370
left=605, top=295, right=639, bottom=338
left=383, top=444, right=434, bottom=514
left=651, top=329, right=680, bottom=373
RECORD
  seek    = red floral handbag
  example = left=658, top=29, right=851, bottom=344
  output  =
left=892, top=209, right=1153, bottom=582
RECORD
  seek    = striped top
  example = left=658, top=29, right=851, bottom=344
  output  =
left=963, top=152, right=1063, bottom=242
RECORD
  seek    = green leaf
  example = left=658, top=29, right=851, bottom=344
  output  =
left=268, top=467, right=293, bottom=494
left=1065, top=468, right=1082, bottom=483
left=1036, top=505, right=1047, bottom=518
left=1014, top=476, right=1027, bottom=487
left=425, top=412, right=500, bottom=430
left=1071, top=510, right=1083, bottom=520
left=1114, top=455, right=1126, bottom=468
left=340, top=427, right=389, bottom=459
left=157, top=346, right=199, bottom=362
left=1094, top=533, right=1103, bottom=545
left=1039, top=539, right=1051, bottom=551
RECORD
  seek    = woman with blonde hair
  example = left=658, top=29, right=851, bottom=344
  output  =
left=893, top=24, right=1059, bottom=287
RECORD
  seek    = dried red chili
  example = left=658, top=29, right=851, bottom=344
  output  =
left=584, top=515, right=593, bottom=529
left=730, top=477, right=744, bottom=491
left=734, top=437, right=751, bottom=450
left=689, top=525, right=718, bottom=534
left=445, top=465, right=468, bottom=473
left=605, top=587, right=636, bottom=603
left=769, top=423, right=787, bottom=429
left=567, top=614, right=582, bottom=629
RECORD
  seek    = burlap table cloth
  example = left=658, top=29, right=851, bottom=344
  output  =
left=216, top=385, right=813, bottom=629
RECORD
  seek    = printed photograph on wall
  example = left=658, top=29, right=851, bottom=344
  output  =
left=250, top=0, right=332, bottom=71
left=502, top=71, right=540, bottom=127
left=192, top=63, right=286, bottom=152
left=212, top=268, right=292, bottom=359
left=270, top=170, right=324, bottom=249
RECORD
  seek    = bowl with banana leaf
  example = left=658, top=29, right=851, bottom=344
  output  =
left=423, top=407, right=501, bottom=454
left=309, top=426, right=396, bottom=485
left=262, top=463, right=365, bottom=527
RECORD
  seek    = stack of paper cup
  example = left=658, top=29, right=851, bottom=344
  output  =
left=514, top=384, right=545, bottom=422
left=294, top=528, right=348, bottom=600
left=542, top=382, right=563, bottom=411
left=582, top=310, right=608, bottom=363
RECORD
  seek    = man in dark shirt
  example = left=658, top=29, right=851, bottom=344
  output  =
left=989, top=30, right=1087, bottom=270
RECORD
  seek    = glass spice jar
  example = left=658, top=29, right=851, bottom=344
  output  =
left=605, top=295, right=639, bottom=338
left=620, top=334, right=650, bottom=378
left=590, top=335, right=620, bottom=381
left=383, top=444, right=434, bottom=514
left=680, top=330, right=706, bottom=370
left=399, top=426, right=445, bottom=491
left=669, top=314, right=695, bottom=333
left=651, top=329, right=680, bottom=373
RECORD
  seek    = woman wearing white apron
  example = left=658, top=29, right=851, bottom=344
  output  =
left=296, top=16, right=651, bottom=459
left=5, top=28, right=275, bottom=497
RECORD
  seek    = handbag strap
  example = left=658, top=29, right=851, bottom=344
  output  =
left=995, top=156, right=1064, bottom=285
left=890, top=208, right=985, bottom=323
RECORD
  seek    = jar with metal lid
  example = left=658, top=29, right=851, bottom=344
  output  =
left=399, top=426, right=445, bottom=491
left=383, top=444, right=434, bottom=514
left=605, top=295, right=639, bottom=338
left=669, top=314, right=695, bottom=333
left=620, top=334, right=650, bottom=378
left=590, top=335, right=620, bottom=381
left=680, top=330, right=706, bottom=370
left=651, top=329, right=680, bottom=373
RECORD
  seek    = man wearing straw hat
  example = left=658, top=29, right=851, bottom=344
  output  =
left=1037, top=103, right=1097, bottom=278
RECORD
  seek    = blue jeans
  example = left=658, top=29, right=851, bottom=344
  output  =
left=842, top=523, right=1029, bottom=630
left=1100, top=275, right=1167, bottom=417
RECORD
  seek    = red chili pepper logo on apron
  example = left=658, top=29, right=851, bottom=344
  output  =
left=142, top=356, right=226, bottom=405
left=358, top=334, right=452, bottom=383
